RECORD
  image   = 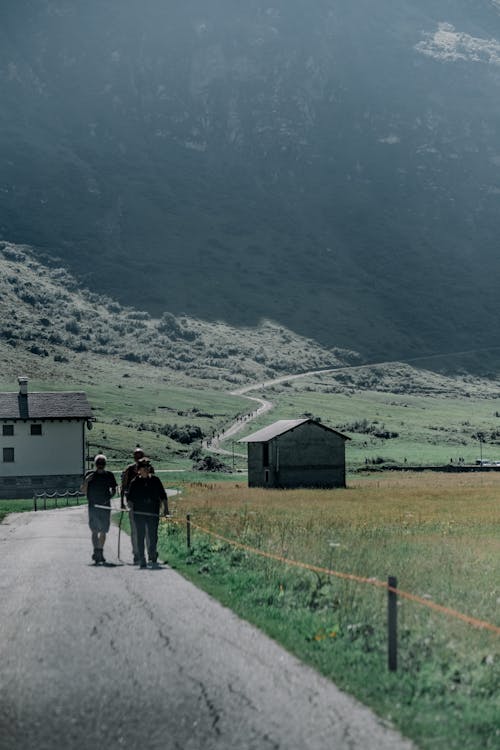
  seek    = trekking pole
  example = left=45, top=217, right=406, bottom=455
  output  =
left=118, top=508, right=124, bottom=561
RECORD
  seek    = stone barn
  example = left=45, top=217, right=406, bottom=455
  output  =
left=239, top=418, right=350, bottom=489
left=0, top=377, right=94, bottom=498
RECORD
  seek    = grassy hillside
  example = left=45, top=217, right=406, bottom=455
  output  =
left=2, top=242, right=500, bottom=473
left=228, top=364, right=500, bottom=469
left=0, top=242, right=355, bottom=468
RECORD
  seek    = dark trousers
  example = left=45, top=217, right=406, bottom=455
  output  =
left=134, top=512, right=159, bottom=563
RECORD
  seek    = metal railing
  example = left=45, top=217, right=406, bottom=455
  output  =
left=33, top=490, right=81, bottom=511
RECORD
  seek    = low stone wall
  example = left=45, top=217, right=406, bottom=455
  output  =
left=0, top=474, right=82, bottom=500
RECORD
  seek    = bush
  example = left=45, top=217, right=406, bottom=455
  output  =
left=65, top=320, right=80, bottom=335
left=160, top=424, right=204, bottom=444
left=157, top=312, right=198, bottom=341
left=193, top=455, right=232, bottom=473
left=29, top=344, right=49, bottom=356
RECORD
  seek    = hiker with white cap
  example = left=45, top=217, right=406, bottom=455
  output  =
left=82, top=454, right=117, bottom=565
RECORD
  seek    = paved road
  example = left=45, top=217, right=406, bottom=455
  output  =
left=0, top=508, right=415, bottom=750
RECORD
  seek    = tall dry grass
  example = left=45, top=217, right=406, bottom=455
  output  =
left=162, top=472, right=500, bottom=749
left=171, top=473, right=500, bottom=623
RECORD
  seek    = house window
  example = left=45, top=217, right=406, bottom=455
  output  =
left=2, top=425, right=14, bottom=436
left=30, top=424, right=42, bottom=436
left=3, top=447, right=14, bottom=463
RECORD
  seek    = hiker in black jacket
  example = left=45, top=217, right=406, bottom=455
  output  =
left=127, top=458, right=168, bottom=568
left=82, top=454, right=117, bottom=564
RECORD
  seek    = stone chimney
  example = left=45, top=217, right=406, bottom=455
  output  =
left=18, top=377, right=28, bottom=396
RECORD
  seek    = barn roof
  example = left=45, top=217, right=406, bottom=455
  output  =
left=239, top=418, right=350, bottom=443
left=0, top=391, right=94, bottom=420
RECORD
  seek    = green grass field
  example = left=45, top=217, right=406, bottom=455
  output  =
left=0, top=360, right=250, bottom=470
left=159, top=473, right=500, bottom=750
left=228, top=368, right=500, bottom=468
left=3, top=340, right=500, bottom=474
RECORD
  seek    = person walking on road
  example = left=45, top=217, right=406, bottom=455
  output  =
left=127, top=458, right=168, bottom=568
left=120, top=447, right=146, bottom=564
left=82, top=454, right=117, bottom=565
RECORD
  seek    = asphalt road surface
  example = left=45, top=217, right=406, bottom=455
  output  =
left=0, top=507, right=415, bottom=750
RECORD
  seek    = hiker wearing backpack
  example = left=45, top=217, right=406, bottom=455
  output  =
left=120, top=447, right=146, bottom=564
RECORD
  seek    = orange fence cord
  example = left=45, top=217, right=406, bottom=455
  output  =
left=163, top=517, right=500, bottom=636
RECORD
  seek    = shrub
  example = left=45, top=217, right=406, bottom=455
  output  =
left=28, top=344, right=49, bottom=356
left=65, top=320, right=80, bottom=335
left=160, top=424, right=204, bottom=444
left=193, top=455, right=231, bottom=473
left=157, top=312, right=198, bottom=341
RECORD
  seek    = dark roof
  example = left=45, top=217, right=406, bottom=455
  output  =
left=239, top=418, right=350, bottom=443
left=0, top=391, right=93, bottom=420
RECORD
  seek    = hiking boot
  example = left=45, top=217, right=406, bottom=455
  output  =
left=139, top=559, right=147, bottom=569
left=133, top=555, right=140, bottom=566
left=92, top=550, right=99, bottom=564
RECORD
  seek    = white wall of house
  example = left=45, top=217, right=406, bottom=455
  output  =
left=1, top=421, right=84, bottom=476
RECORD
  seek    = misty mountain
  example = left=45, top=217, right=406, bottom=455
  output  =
left=1, top=1, right=500, bottom=363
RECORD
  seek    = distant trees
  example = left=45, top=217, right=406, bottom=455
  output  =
left=159, top=424, right=204, bottom=444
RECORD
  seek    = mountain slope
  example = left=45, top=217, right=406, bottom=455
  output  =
left=1, top=1, right=500, bottom=361
left=0, top=241, right=355, bottom=387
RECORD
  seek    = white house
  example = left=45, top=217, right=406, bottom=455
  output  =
left=0, top=377, right=94, bottom=498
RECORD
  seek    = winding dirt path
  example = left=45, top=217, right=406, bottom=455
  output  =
left=204, top=362, right=375, bottom=456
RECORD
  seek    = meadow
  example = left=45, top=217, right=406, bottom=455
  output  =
left=159, top=472, right=500, bottom=750
left=233, top=366, right=500, bottom=469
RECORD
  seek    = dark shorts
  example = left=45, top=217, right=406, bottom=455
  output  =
left=88, top=504, right=111, bottom=533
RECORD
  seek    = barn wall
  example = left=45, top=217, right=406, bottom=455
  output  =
left=247, top=442, right=279, bottom=487
left=247, top=422, right=347, bottom=488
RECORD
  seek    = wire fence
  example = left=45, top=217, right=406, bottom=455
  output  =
left=166, top=514, right=500, bottom=639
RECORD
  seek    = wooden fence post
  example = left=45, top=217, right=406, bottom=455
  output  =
left=187, top=514, right=191, bottom=549
left=388, top=575, right=398, bottom=672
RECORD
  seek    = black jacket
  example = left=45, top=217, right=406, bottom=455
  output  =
left=127, top=475, right=168, bottom=516
left=84, top=470, right=117, bottom=507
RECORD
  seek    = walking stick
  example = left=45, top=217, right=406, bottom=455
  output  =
left=118, top=507, right=124, bottom=561
left=93, top=504, right=170, bottom=564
